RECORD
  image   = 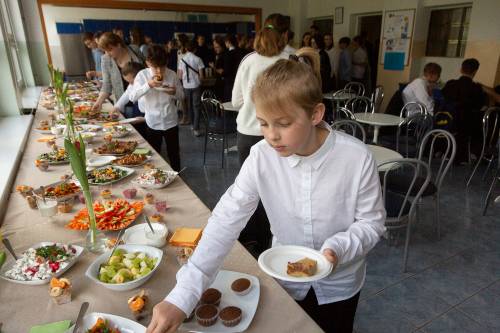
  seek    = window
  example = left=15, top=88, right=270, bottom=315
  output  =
left=0, top=0, right=25, bottom=88
left=426, top=6, right=471, bottom=57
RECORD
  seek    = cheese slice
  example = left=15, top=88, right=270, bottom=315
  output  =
left=169, top=227, right=203, bottom=247
left=287, top=257, right=317, bottom=277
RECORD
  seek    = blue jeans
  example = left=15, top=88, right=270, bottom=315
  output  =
left=185, top=87, right=201, bottom=130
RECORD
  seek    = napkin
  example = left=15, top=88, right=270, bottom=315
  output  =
left=29, top=320, right=71, bottom=333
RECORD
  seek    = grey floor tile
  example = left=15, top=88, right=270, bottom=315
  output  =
left=421, top=309, right=491, bottom=333
left=456, top=282, right=500, bottom=329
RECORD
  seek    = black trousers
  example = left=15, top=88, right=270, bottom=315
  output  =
left=237, top=132, right=271, bottom=255
left=297, top=288, right=360, bottom=333
left=146, top=125, right=181, bottom=171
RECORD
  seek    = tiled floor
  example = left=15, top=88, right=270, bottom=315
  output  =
left=168, top=125, right=500, bottom=332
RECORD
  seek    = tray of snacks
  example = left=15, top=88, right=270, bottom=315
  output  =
left=33, top=181, right=81, bottom=202
left=66, top=198, right=144, bottom=231
left=86, top=165, right=135, bottom=186
left=132, top=168, right=178, bottom=189
left=74, top=124, right=102, bottom=133
left=103, top=125, right=133, bottom=138
left=66, top=313, right=146, bottom=332
left=37, top=148, right=69, bottom=164
left=257, top=245, right=333, bottom=283
left=181, top=270, right=260, bottom=333
left=73, top=104, right=99, bottom=118
left=112, top=153, right=151, bottom=167
left=94, top=141, right=138, bottom=156
left=0, top=242, right=83, bottom=285
left=85, top=245, right=162, bottom=291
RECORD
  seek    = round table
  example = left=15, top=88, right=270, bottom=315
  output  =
left=322, top=91, right=357, bottom=101
left=222, top=101, right=240, bottom=112
left=368, top=144, right=403, bottom=171
left=354, top=113, right=403, bottom=144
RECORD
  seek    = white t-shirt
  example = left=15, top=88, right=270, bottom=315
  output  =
left=325, top=47, right=341, bottom=78
left=402, top=77, right=434, bottom=115
left=352, top=47, right=368, bottom=80
left=178, top=52, right=204, bottom=89
left=283, top=44, right=297, bottom=58
left=231, top=51, right=290, bottom=136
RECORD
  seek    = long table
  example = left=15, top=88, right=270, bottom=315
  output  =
left=0, top=99, right=322, bottom=332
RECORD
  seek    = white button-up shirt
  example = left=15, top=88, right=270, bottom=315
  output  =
left=129, top=67, right=184, bottom=131
left=166, top=123, right=386, bottom=315
left=402, top=77, right=435, bottom=115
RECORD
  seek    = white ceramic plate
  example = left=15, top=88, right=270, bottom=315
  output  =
left=119, top=118, right=139, bottom=124
left=103, top=125, right=133, bottom=138
left=181, top=270, right=260, bottom=333
left=66, top=312, right=146, bottom=333
left=0, top=242, right=84, bottom=285
left=75, top=124, right=102, bottom=132
left=85, top=244, right=163, bottom=291
left=257, top=245, right=333, bottom=283
left=87, top=165, right=135, bottom=186
left=132, top=170, right=178, bottom=189
left=32, top=180, right=82, bottom=202
left=87, top=155, right=117, bottom=167
left=123, top=223, right=168, bottom=248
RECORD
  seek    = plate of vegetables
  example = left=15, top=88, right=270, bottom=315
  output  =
left=85, top=245, right=162, bottom=291
left=132, top=169, right=178, bottom=189
left=86, top=166, right=134, bottom=186
left=33, top=181, right=81, bottom=202
left=0, top=242, right=83, bottom=285
left=66, top=313, right=146, bottom=333
left=37, top=148, right=69, bottom=164
left=103, top=125, right=133, bottom=138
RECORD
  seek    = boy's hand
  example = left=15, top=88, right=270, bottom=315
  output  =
left=146, top=301, right=186, bottom=333
left=92, top=101, right=102, bottom=112
left=164, top=86, right=176, bottom=95
left=322, top=248, right=339, bottom=270
left=86, top=71, right=96, bottom=80
left=148, top=79, right=163, bottom=88
left=111, top=107, right=121, bottom=115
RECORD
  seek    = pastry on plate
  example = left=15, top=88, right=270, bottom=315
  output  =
left=286, top=257, right=317, bottom=277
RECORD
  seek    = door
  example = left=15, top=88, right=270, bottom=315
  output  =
left=358, top=15, right=382, bottom=90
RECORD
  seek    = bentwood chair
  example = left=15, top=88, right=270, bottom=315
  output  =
left=200, top=98, right=237, bottom=168
left=401, top=101, right=428, bottom=118
left=334, top=107, right=356, bottom=122
left=345, top=96, right=374, bottom=114
left=371, top=85, right=384, bottom=113
left=380, top=158, right=431, bottom=272
left=332, top=119, right=367, bottom=143
left=466, top=107, right=500, bottom=187
left=201, top=89, right=217, bottom=101
left=345, top=82, right=365, bottom=96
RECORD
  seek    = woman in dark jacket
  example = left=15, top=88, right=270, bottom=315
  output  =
left=209, top=37, right=227, bottom=100
left=311, top=34, right=332, bottom=93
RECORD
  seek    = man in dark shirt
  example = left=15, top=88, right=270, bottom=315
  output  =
left=442, top=58, right=487, bottom=164
left=194, top=35, right=211, bottom=67
left=223, top=34, right=245, bottom=101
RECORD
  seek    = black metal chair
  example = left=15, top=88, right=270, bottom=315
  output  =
left=200, top=98, right=237, bottom=168
left=331, top=119, right=366, bottom=143
left=333, top=106, right=356, bottom=122
left=380, top=158, right=431, bottom=272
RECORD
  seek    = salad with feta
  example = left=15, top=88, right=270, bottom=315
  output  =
left=132, top=169, right=177, bottom=188
left=4, top=244, right=77, bottom=281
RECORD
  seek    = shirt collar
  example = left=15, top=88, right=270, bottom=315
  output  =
left=286, top=121, right=333, bottom=170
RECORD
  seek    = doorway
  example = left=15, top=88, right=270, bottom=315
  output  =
left=358, top=14, right=382, bottom=91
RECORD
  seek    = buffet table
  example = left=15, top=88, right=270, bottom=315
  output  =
left=0, top=95, right=322, bottom=332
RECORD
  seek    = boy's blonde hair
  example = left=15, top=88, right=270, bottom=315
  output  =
left=251, top=59, right=322, bottom=117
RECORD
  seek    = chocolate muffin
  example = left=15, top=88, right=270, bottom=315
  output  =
left=219, top=306, right=242, bottom=327
left=200, top=288, right=221, bottom=306
left=195, top=304, right=219, bottom=327
left=231, top=278, right=252, bottom=296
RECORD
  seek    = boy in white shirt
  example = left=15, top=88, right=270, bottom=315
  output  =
left=129, top=44, right=184, bottom=171
left=402, top=62, right=442, bottom=115
left=147, top=59, right=386, bottom=333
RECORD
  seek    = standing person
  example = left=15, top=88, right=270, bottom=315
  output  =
left=223, top=34, right=245, bottom=101
left=82, top=32, right=104, bottom=80
left=283, top=30, right=297, bottom=57
left=311, top=34, right=332, bottom=93
left=165, top=39, right=178, bottom=72
left=129, top=44, right=184, bottom=171
left=324, top=32, right=340, bottom=90
left=112, top=27, right=126, bottom=44
left=129, top=27, right=148, bottom=60
left=146, top=58, right=386, bottom=333
left=310, top=24, right=320, bottom=36
left=178, top=39, right=205, bottom=137
left=231, top=13, right=290, bottom=254
left=92, top=32, right=143, bottom=112
left=402, top=62, right=441, bottom=115
left=351, top=36, right=368, bottom=87
left=210, top=37, right=227, bottom=100
left=301, top=32, right=312, bottom=47
left=194, top=35, right=211, bottom=67
left=338, top=37, right=352, bottom=88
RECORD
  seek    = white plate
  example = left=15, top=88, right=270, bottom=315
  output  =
left=87, top=155, right=117, bottom=167
left=257, top=245, right=333, bottom=283
left=85, top=244, right=163, bottom=291
left=132, top=170, right=178, bottom=189
left=75, top=124, right=102, bottom=132
left=123, top=223, right=168, bottom=248
left=66, top=312, right=146, bottom=333
left=34, top=127, right=52, bottom=134
left=181, top=270, right=260, bottom=333
left=0, top=242, right=84, bottom=285
left=32, top=180, right=82, bottom=202
left=87, top=165, right=135, bottom=186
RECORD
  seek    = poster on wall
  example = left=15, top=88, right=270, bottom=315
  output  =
left=381, top=9, right=415, bottom=69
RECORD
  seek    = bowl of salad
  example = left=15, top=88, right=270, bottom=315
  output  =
left=86, top=166, right=134, bottom=186
left=85, top=244, right=162, bottom=291
left=132, top=168, right=178, bottom=189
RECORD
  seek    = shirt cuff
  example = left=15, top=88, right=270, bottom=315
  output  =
left=164, top=285, right=200, bottom=317
left=320, top=237, right=346, bottom=264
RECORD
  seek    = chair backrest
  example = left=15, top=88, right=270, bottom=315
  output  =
left=371, top=85, right=384, bottom=113
left=481, top=107, right=500, bottom=156
left=345, top=96, right=374, bottom=114
left=400, top=102, right=427, bottom=118
left=201, top=89, right=217, bottom=101
left=418, top=129, right=456, bottom=190
left=345, top=82, right=365, bottom=96
left=331, top=119, right=366, bottom=143
left=380, top=158, right=431, bottom=220
left=335, top=106, right=356, bottom=121
left=396, top=113, right=434, bottom=157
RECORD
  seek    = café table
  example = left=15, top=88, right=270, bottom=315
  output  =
left=323, top=91, right=357, bottom=121
left=354, top=112, right=403, bottom=144
left=222, top=101, right=240, bottom=112
left=367, top=144, right=403, bottom=171
left=0, top=91, right=322, bottom=333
